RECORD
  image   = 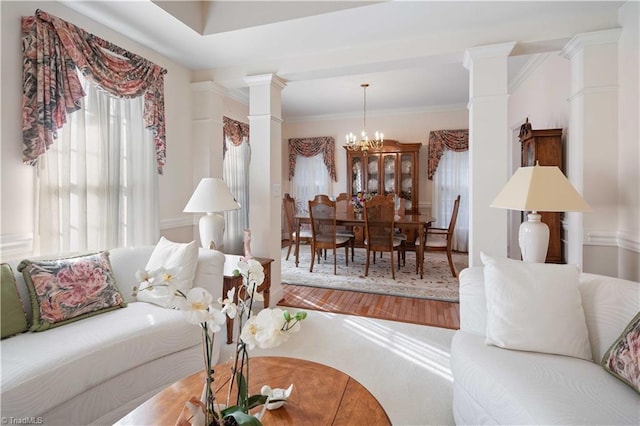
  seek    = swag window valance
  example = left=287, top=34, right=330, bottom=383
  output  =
left=223, top=116, right=250, bottom=157
left=288, top=136, right=337, bottom=182
left=22, top=9, right=168, bottom=173
left=427, top=129, right=469, bottom=180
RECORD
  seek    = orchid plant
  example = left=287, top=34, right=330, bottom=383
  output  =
left=134, top=258, right=306, bottom=426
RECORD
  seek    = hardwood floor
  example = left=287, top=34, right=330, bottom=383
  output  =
left=278, top=285, right=459, bottom=330
left=276, top=241, right=460, bottom=329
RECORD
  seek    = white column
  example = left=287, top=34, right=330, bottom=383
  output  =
left=191, top=81, right=226, bottom=179
left=560, top=29, right=621, bottom=272
left=245, top=74, right=287, bottom=306
left=464, top=42, right=516, bottom=266
left=190, top=82, right=226, bottom=245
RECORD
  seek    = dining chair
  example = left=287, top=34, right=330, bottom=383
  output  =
left=308, top=198, right=352, bottom=274
left=283, top=193, right=312, bottom=263
left=417, top=195, right=461, bottom=277
left=363, top=196, right=403, bottom=280
left=335, top=193, right=356, bottom=261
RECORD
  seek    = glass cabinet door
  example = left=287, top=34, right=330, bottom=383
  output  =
left=366, top=154, right=380, bottom=194
left=382, top=154, right=397, bottom=196
left=400, top=153, right=413, bottom=211
left=351, top=156, right=363, bottom=194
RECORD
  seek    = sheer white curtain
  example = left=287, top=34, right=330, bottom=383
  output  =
left=36, top=76, right=159, bottom=254
left=433, top=150, right=469, bottom=252
left=290, top=154, right=332, bottom=214
left=222, top=136, right=251, bottom=255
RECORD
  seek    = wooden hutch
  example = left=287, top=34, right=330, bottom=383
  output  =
left=518, top=119, right=564, bottom=263
left=344, top=139, right=422, bottom=214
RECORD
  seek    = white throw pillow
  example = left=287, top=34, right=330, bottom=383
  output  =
left=481, top=252, right=592, bottom=360
left=137, top=237, right=198, bottom=308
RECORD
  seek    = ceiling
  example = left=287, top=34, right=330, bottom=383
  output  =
left=60, top=1, right=623, bottom=121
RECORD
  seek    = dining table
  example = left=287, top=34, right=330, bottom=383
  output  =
left=294, top=210, right=434, bottom=278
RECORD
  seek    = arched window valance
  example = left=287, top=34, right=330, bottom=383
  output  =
left=288, top=136, right=337, bottom=182
left=223, top=116, right=250, bottom=158
left=223, top=116, right=250, bottom=146
left=22, top=9, right=167, bottom=173
left=427, top=129, right=469, bottom=180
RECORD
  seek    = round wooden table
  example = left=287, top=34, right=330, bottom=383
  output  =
left=115, top=356, right=391, bottom=425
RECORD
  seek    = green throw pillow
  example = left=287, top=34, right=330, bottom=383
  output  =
left=1, top=263, right=29, bottom=339
left=17, top=252, right=127, bottom=332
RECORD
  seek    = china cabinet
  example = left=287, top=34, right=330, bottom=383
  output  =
left=345, top=139, right=422, bottom=214
left=518, top=119, right=564, bottom=263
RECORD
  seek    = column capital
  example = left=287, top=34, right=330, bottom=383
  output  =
left=463, top=41, right=516, bottom=70
left=244, top=74, right=287, bottom=90
left=560, top=28, right=622, bottom=60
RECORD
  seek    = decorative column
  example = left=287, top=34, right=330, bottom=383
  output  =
left=463, top=42, right=516, bottom=266
left=560, top=29, right=621, bottom=273
left=245, top=74, right=286, bottom=307
left=189, top=82, right=226, bottom=245
left=191, top=82, right=226, bottom=180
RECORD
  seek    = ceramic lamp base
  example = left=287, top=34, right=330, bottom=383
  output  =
left=518, top=213, right=549, bottom=263
left=199, top=212, right=225, bottom=251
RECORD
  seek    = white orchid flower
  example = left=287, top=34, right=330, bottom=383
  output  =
left=246, top=282, right=265, bottom=302
left=240, top=308, right=291, bottom=350
left=135, top=269, right=154, bottom=283
left=155, top=266, right=183, bottom=286
left=218, top=287, right=238, bottom=319
left=178, top=287, right=214, bottom=325
left=205, top=307, right=227, bottom=334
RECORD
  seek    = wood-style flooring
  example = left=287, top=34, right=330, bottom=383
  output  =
left=277, top=241, right=460, bottom=330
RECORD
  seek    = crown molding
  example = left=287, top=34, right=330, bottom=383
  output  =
left=508, top=53, right=551, bottom=93
left=560, top=28, right=622, bottom=60
left=245, top=74, right=287, bottom=90
left=284, top=103, right=467, bottom=123
left=191, top=81, right=227, bottom=96
left=463, top=41, right=517, bottom=70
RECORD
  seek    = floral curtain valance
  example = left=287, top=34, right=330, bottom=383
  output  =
left=427, top=129, right=469, bottom=180
left=22, top=9, right=168, bottom=173
left=223, top=116, right=250, bottom=157
left=288, top=136, right=337, bottom=182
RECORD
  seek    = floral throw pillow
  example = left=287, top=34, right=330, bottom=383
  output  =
left=18, top=252, right=126, bottom=332
left=602, top=311, right=640, bottom=394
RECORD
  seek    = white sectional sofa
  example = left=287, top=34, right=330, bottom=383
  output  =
left=0, top=245, right=225, bottom=426
left=451, top=265, right=640, bottom=425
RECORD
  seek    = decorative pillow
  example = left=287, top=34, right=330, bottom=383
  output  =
left=602, top=312, right=640, bottom=394
left=481, top=252, right=592, bottom=360
left=17, top=252, right=126, bottom=332
left=1, top=263, right=29, bottom=339
left=136, top=237, right=198, bottom=308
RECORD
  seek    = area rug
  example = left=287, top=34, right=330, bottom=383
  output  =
left=219, top=309, right=455, bottom=425
left=280, top=246, right=467, bottom=302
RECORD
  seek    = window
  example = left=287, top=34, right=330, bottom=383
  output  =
left=36, top=75, right=159, bottom=254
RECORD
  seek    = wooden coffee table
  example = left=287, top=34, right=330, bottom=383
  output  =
left=116, top=356, right=391, bottom=425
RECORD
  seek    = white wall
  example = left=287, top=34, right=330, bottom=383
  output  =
left=508, top=10, right=639, bottom=280
left=0, top=1, right=195, bottom=259
left=617, top=1, right=640, bottom=281
left=282, top=108, right=469, bottom=216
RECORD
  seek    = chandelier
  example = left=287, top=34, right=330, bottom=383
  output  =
left=345, top=83, right=384, bottom=152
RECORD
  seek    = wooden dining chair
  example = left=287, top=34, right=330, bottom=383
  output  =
left=283, top=193, right=312, bottom=263
left=335, top=193, right=356, bottom=261
left=363, top=197, right=403, bottom=280
left=417, top=195, right=461, bottom=277
left=308, top=197, right=352, bottom=274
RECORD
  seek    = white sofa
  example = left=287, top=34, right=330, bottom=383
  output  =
left=0, top=246, right=225, bottom=426
left=451, top=266, right=640, bottom=425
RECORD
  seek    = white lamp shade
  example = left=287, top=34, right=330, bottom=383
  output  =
left=491, top=164, right=590, bottom=263
left=184, top=178, right=240, bottom=250
left=491, top=164, right=590, bottom=212
left=183, top=178, right=241, bottom=213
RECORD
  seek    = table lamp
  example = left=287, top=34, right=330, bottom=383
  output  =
left=183, top=178, right=241, bottom=250
left=491, top=163, right=590, bottom=263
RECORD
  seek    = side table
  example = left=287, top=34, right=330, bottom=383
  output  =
left=223, top=255, right=274, bottom=344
